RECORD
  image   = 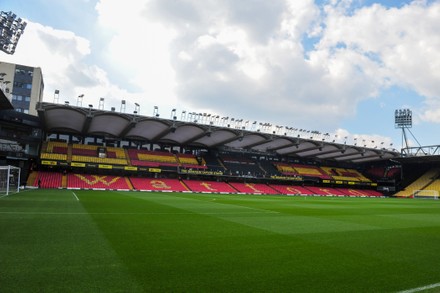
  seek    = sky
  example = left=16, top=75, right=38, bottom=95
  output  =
left=2, top=0, right=440, bottom=151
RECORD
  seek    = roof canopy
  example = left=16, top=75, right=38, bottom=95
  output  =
left=37, top=102, right=400, bottom=164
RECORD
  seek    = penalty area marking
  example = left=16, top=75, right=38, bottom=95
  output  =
left=72, top=192, right=79, bottom=201
left=398, top=282, right=440, bottom=293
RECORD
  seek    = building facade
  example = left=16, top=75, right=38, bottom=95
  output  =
left=0, top=61, right=44, bottom=116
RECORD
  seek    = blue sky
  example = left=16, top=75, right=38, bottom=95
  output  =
left=2, top=0, right=440, bottom=150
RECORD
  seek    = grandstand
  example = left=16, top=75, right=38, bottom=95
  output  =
left=2, top=99, right=440, bottom=199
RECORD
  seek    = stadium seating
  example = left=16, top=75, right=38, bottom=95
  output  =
left=394, top=168, right=440, bottom=197
left=183, top=180, right=237, bottom=193
left=306, top=186, right=347, bottom=196
left=130, top=178, right=188, bottom=192
left=200, top=152, right=226, bottom=172
left=70, top=155, right=128, bottom=165
left=128, top=149, right=179, bottom=168
left=303, top=187, right=381, bottom=197
left=335, top=188, right=382, bottom=197
left=67, top=173, right=130, bottom=190
left=291, top=164, right=332, bottom=179
left=228, top=182, right=278, bottom=194
left=220, top=154, right=265, bottom=177
left=35, top=171, right=63, bottom=189
left=40, top=141, right=68, bottom=161
left=320, top=166, right=371, bottom=182
left=274, top=163, right=298, bottom=176
left=40, top=153, right=68, bottom=161
left=258, top=160, right=281, bottom=176
left=423, top=178, right=440, bottom=190
left=366, top=166, right=386, bottom=179
left=269, top=185, right=315, bottom=195
left=33, top=169, right=384, bottom=196
left=106, top=147, right=127, bottom=159
left=46, top=141, right=68, bottom=153
left=33, top=141, right=386, bottom=198
left=385, top=166, right=401, bottom=179
left=71, top=148, right=97, bottom=157
left=177, top=153, right=207, bottom=169
left=71, top=144, right=128, bottom=165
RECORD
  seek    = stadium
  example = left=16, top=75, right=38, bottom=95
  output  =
left=2, top=8, right=440, bottom=293
left=2, top=93, right=440, bottom=292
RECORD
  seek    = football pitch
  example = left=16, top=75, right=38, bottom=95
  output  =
left=1, top=189, right=440, bottom=292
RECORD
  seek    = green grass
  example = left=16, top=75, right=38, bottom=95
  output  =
left=1, top=189, right=440, bottom=292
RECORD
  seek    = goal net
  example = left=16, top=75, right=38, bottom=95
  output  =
left=0, top=165, right=21, bottom=196
left=413, top=190, right=439, bottom=200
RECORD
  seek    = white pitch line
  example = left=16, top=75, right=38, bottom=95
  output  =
left=0, top=188, right=33, bottom=199
left=0, top=211, right=276, bottom=215
left=398, top=282, right=440, bottom=293
left=72, top=192, right=79, bottom=201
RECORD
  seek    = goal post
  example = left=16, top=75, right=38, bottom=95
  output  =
left=413, top=190, right=439, bottom=200
left=0, top=165, right=21, bottom=196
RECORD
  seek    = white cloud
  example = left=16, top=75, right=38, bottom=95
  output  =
left=318, top=1, right=440, bottom=123
left=6, top=0, right=440, bottom=146
left=2, top=20, right=146, bottom=113
left=95, top=0, right=179, bottom=112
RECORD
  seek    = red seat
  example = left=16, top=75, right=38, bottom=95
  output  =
left=130, top=178, right=188, bottom=192
left=229, top=182, right=278, bottom=194
left=67, top=174, right=130, bottom=190
left=35, top=171, right=62, bottom=189
left=183, top=180, right=236, bottom=193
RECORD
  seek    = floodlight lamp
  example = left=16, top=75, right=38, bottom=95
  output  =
left=88, top=104, right=93, bottom=108
left=0, top=11, right=27, bottom=54
left=135, top=103, right=139, bottom=106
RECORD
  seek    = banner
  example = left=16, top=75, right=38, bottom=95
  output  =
left=70, top=162, right=86, bottom=167
left=124, top=166, right=138, bottom=171
left=180, top=169, right=223, bottom=176
left=98, top=164, right=113, bottom=169
left=270, top=175, right=303, bottom=181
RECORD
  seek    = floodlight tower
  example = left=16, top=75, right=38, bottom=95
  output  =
left=0, top=11, right=27, bottom=55
left=394, top=109, right=412, bottom=149
left=394, top=108, right=425, bottom=155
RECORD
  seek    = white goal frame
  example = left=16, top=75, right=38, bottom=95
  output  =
left=0, top=165, right=21, bottom=196
left=413, top=190, right=439, bottom=200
